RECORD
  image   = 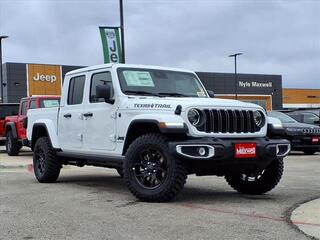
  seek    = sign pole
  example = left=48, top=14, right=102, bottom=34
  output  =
left=119, top=0, right=125, bottom=63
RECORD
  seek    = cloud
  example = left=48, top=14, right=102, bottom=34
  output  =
left=1, top=0, right=319, bottom=87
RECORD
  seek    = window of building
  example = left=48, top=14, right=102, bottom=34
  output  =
left=67, top=75, right=85, bottom=105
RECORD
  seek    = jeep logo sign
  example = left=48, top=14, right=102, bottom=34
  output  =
left=33, top=73, right=57, bottom=83
left=27, top=64, right=62, bottom=96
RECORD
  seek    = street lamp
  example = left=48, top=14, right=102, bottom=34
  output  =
left=0, top=35, right=9, bottom=103
left=228, top=52, right=243, bottom=100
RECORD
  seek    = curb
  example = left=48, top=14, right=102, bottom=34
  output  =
left=288, top=197, right=320, bottom=240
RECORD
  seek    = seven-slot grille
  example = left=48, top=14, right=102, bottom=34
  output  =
left=197, top=109, right=258, bottom=133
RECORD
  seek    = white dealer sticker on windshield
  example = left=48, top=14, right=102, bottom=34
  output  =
left=123, top=71, right=155, bottom=87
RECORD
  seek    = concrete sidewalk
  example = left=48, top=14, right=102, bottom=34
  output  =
left=291, top=198, right=320, bottom=239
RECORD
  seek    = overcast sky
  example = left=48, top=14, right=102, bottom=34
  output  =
left=0, top=0, right=319, bottom=88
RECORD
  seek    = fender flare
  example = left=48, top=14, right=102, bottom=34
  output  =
left=5, top=122, right=18, bottom=139
left=31, top=121, right=60, bottom=149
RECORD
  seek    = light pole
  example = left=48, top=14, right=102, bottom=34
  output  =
left=119, top=0, right=125, bottom=63
left=228, top=52, right=243, bottom=100
left=0, top=35, right=8, bottom=103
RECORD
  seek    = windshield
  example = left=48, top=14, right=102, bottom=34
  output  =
left=117, top=68, right=208, bottom=98
left=268, top=111, right=297, bottom=123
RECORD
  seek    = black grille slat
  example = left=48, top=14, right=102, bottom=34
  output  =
left=249, top=111, right=255, bottom=133
left=200, top=109, right=259, bottom=134
left=227, top=110, right=234, bottom=133
left=217, top=110, right=223, bottom=132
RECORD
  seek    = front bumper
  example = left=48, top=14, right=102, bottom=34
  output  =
left=290, top=135, right=320, bottom=151
left=168, top=137, right=290, bottom=176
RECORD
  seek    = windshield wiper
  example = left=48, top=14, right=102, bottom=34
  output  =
left=124, top=90, right=160, bottom=97
left=158, top=92, right=189, bottom=97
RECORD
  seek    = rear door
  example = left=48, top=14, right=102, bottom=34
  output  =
left=82, top=70, right=117, bottom=152
left=58, top=75, right=86, bottom=151
left=17, top=100, right=29, bottom=139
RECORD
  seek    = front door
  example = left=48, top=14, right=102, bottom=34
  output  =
left=58, top=75, right=86, bottom=151
left=83, top=71, right=116, bottom=152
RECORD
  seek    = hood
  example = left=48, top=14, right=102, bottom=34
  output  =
left=283, top=122, right=320, bottom=129
left=120, top=96, right=264, bottom=111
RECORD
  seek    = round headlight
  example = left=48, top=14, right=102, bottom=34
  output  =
left=188, top=108, right=203, bottom=127
left=253, top=111, right=264, bottom=127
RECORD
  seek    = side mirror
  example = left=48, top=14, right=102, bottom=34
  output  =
left=96, top=84, right=114, bottom=104
left=207, top=90, right=214, bottom=98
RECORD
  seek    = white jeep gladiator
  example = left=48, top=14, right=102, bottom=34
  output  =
left=27, top=63, right=290, bottom=202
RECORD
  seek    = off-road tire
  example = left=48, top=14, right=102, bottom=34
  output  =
left=6, top=130, right=21, bottom=156
left=225, top=158, right=284, bottom=195
left=303, top=150, right=316, bottom=155
left=116, top=167, right=124, bottom=178
left=33, top=137, right=61, bottom=183
left=124, top=133, right=187, bottom=202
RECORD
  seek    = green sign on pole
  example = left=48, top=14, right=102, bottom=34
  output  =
left=99, top=26, right=123, bottom=63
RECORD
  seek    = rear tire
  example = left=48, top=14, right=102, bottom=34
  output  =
left=33, top=137, right=61, bottom=183
left=116, top=168, right=124, bottom=178
left=124, top=133, right=187, bottom=202
left=6, top=130, right=21, bottom=156
left=303, top=150, right=316, bottom=155
left=225, top=158, right=284, bottom=195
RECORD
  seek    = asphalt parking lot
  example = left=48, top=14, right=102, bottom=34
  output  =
left=0, top=147, right=319, bottom=240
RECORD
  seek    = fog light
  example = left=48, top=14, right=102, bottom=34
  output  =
left=198, top=147, right=206, bottom=156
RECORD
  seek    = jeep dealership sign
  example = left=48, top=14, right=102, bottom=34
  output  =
left=27, top=64, right=62, bottom=96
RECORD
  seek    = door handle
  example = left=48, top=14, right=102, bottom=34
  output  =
left=64, top=113, right=72, bottom=118
left=83, top=112, right=93, bottom=117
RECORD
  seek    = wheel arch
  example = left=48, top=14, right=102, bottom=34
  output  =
left=31, top=123, right=60, bottom=150
left=122, top=119, right=188, bottom=155
left=5, top=122, right=18, bottom=139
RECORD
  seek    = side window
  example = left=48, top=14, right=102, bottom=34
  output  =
left=20, top=101, right=28, bottom=115
left=67, top=75, right=85, bottom=105
left=90, top=72, right=113, bottom=103
left=303, top=113, right=319, bottom=124
left=29, top=100, right=37, bottom=109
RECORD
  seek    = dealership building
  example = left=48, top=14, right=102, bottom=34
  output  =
left=1, top=62, right=318, bottom=111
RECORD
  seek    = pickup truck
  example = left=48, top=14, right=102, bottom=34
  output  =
left=3, top=96, right=60, bottom=156
left=0, top=103, right=19, bottom=145
left=27, top=64, right=290, bottom=202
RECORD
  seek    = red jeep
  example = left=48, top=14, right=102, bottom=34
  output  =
left=0, top=103, right=20, bottom=145
left=2, top=96, right=60, bottom=156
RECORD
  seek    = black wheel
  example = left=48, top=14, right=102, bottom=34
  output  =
left=124, top=133, right=187, bottom=202
left=33, top=137, right=61, bottom=183
left=225, top=158, right=284, bottom=195
left=6, top=130, right=21, bottom=156
left=116, top=168, right=124, bottom=178
left=303, top=150, right=316, bottom=155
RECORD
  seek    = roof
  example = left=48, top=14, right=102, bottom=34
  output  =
left=65, top=63, right=195, bottom=76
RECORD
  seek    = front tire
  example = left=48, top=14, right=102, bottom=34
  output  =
left=33, top=137, right=61, bottom=183
left=225, top=158, right=284, bottom=195
left=6, top=130, right=21, bottom=156
left=124, top=133, right=187, bottom=202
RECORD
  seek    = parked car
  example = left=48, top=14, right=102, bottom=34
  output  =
left=268, top=111, right=320, bottom=155
left=284, top=111, right=320, bottom=126
left=0, top=103, right=19, bottom=145
left=2, top=96, right=60, bottom=156
left=27, top=63, right=290, bottom=202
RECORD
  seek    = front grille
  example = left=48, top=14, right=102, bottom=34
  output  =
left=198, top=109, right=258, bottom=133
left=302, top=128, right=320, bottom=134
